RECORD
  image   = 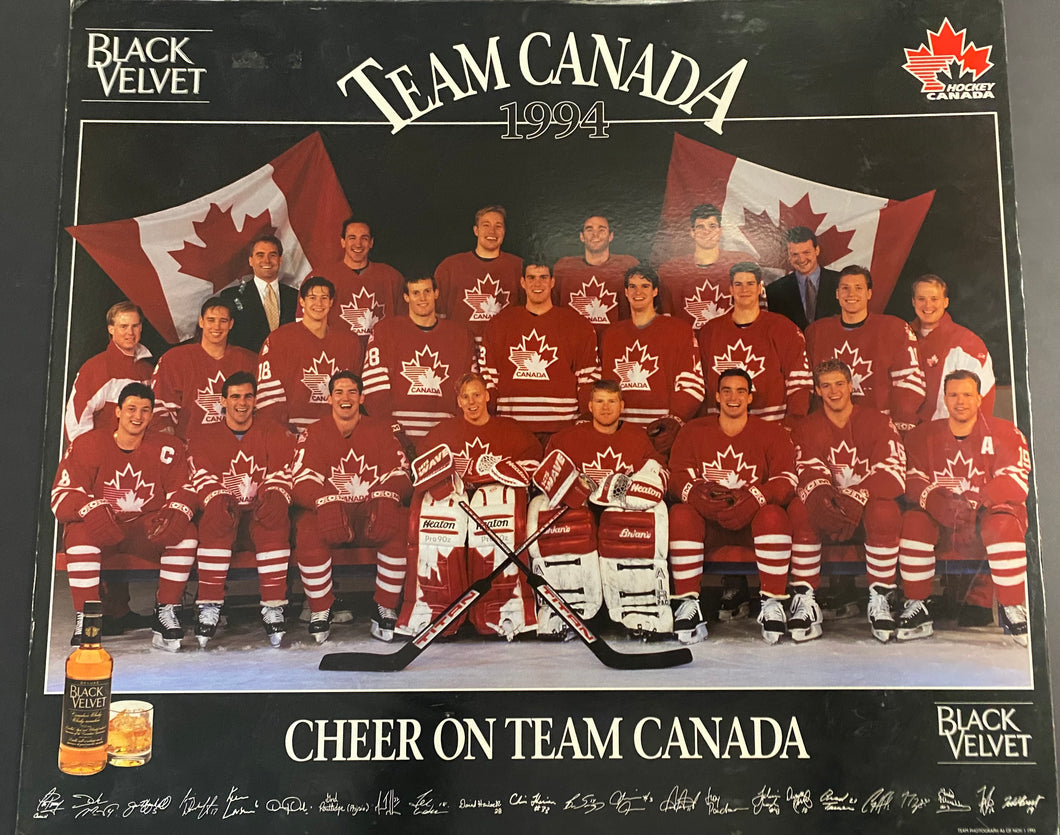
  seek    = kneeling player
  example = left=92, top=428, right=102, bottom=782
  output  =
left=527, top=380, right=671, bottom=639
left=898, top=370, right=1031, bottom=645
left=668, top=368, right=812, bottom=644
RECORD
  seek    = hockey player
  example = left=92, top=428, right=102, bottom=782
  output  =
left=658, top=204, right=753, bottom=329
left=218, top=234, right=298, bottom=352
left=790, top=360, right=906, bottom=642
left=528, top=380, right=671, bottom=638
left=150, top=297, right=258, bottom=439
left=290, top=371, right=411, bottom=643
left=805, top=266, right=926, bottom=432
left=553, top=214, right=639, bottom=333
left=434, top=205, right=524, bottom=344
left=667, top=368, right=810, bottom=644
left=897, top=370, right=1031, bottom=645
left=185, top=372, right=295, bottom=647
left=51, top=383, right=198, bottom=651
left=697, top=262, right=812, bottom=426
left=397, top=373, right=544, bottom=639
left=480, top=260, right=600, bottom=442
left=361, top=275, right=478, bottom=446
left=764, top=226, right=842, bottom=330
left=255, top=276, right=364, bottom=435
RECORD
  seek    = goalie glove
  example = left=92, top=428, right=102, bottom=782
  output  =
left=411, top=444, right=462, bottom=501
left=78, top=500, right=125, bottom=547
left=533, top=449, right=595, bottom=510
left=622, top=460, right=667, bottom=509
left=199, top=491, right=239, bottom=541
left=254, top=488, right=290, bottom=528
left=645, top=415, right=684, bottom=456
left=685, top=481, right=735, bottom=520
left=364, top=495, right=401, bottom=543
left=146, top=501, right=194, bottom=546
left=315, top=497, right=353, bottom=545
left=715, top=486, right=766, bottom=531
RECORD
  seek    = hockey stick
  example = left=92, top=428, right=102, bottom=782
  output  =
left=318, top=503, right=571, bottom=672
left=460, top=502, right=693, bottom=670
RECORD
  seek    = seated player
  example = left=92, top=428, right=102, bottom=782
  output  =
left=397, top=373, right=543, bottom=640
left=51, top=383, right=198, bottom=651
left=897, top=370, right=1032, bottom=645
left=185, top=372, right=295, bottom=648
left=527, top=380, right=671, bottom=639
left=668, top=368, right=811, bottom=645
left=790, top=360, right=906, bottom=642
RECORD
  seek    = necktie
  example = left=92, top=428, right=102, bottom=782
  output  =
left=804, top=278, right=817, bottom=322
left=264, top=282, right=280, bottom=331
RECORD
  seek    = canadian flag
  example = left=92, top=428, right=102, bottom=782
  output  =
left=67, top=132, right=351, bottom=343
left=652, top=134, right=934, bottom=309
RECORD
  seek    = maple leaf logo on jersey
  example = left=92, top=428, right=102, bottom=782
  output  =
left=328, top=449, right=379, bottom=501
left=169, top=205, right=277, bottom=293
left=583, top=448, right=630, bottom=483
left=612, top=341, right=659, bottom=391
left=833, top=341, right=873, bottom=397
left=340, top=287, right=385, bottom=335
left=102, top=463, right=156, bottom=514
left=568, top=278, right=618, bottom=325
left=454, top=437, right=493, bottom=477
left=464, top=275, right=511, bottom=322
left=400, top=347, right=450, bottom=396
left=933, top=450, right=984, bottom=495
left=926, top=353, right=939, bottom=368
left=828, top=441, right=870, bottom=489
left=697, top=445, right=758, bottom=489
left=194, top=371, right=227, bottom=424
left=301, top=351, right=340, bottom=403
left=222, top=450, right=267, bottom=504
left=903, top=19, right=993, bottom=95
left=509, top=330, right=558, bottom=380
left=712, top=339, right=767, bottom=380
left=684, top=282, right=731, bottom=328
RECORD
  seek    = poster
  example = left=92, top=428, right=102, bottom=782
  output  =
left=12, top=1, right=1059, bottom=832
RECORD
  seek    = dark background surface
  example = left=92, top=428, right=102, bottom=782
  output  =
left=2, top=1, right=1058, bottom=831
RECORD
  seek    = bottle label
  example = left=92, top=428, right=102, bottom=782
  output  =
left=60, top=677, right=112, bottom=748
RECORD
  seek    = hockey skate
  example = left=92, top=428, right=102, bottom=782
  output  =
left=717, top=575, right=750, bottom=621
left=194, top=602, right=222, bottom=648
left=896, top=598, right=933, bottom=641
left=261, top=605, right=286, bottom=648
left=866, top=584, right=897, bottom=643
left=70, top=611, right=84, bottom=646
left=788, top=584, right=823, bottom=643
left=757, top=595, right=787, bottom=645
left=152, top=602, right=184, bottom=652
left=370, top=604, right=398, bottom=643
left=299, top=595, right=353, bottom=624
left=999, top=603, right=1029, bottom=647
left=672, top=596, right=707, bottom=644
left=308, top=608, right=333, bottom=644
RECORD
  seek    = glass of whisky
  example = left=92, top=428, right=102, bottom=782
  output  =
left=107, top=701, right=153, bottom=767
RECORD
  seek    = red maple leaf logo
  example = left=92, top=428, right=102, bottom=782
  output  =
left=401, top=346, right=450, bottom=395
left=699, top=445, right=758, bottom=489
left=934, top=450, right=985, bottom=495
left=329, top=449, right=379, bottom=500
left=195, top=371, right=227, bottom=424
left=102, top=463, right=156, bottom=514
left=739, top=194, right=855, bottom=271
left=169, top=205, right=277, bottom=292
left=222, top=450, right=267, bottom=504
left=828, top=441, right=869, bottom=488
left=339, top=287, right=385, bottom=335
left=613, top=341, right=659, bottom=391
left=301, top=351, right=339, bottom=403
left=903, top=19, right=994, bottom=93
left=509, top=330, right=558, bottom=379
left=712, top=338, right=767, bottom=380
left=464, top=275, right=511, bottom=321
left=684, top=281, right=731, bottom=329
left=584, top=447, right=629, bottom=483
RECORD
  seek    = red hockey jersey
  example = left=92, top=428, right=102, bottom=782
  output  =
left=185, top=417, right=295, bottom=508
left=657, top=251, right=751, bottom=329
left=480, top=306, right=600, bottom=433
left=361, top=316, right=478, bottom=439
left=912, top=312, right=996, bottom=423
left=318, top=259, right=406, bottom=338
left=600, top=314, right=705, bottom=424
left=64, top=342, right=153, bottom=443
left=553, top=253, right=639, bottom=331
left=150, top=343, right=258, bottom=439
left=546, top=421, right=664, bottom=485
left=422, top=416, right=543, bottom=478
left=434, top=250, right=524, bottom=340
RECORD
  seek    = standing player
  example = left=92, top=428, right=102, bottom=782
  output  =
left=255, top=277, right=364, bottom=435
left=434, top=205, right=524, bottom=345
left=805, top=266, right=925, bottom=432
left=599, top=264, right=704, bottom=455
left=185, top=372, right=295, bottom=647
left=290, top=371, right=411, bottom=643
left=897, top=371, right=1031, bottom=645
left=764, top=227, right=841, bottom=330
left=151, top=297, right=258, bottom=439
left=667, top=369, right=808, bottom=645
left=219, top=234, right=298, bottom=352
left=790, top=360, right=907, bottom=642
left=553, top=214, right=639, bottom=334
left=361, top=275, right=477, bottom=447
left=480, top=260, right=600, bottom=443
left=51, top=383, right=198, bottom=651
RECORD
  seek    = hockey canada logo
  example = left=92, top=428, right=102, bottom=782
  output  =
left=464, top=275, right=511, bottom=321
left=583, top=448, right=630, bottom=483
left=222, top=450, right=267, bottom=504
left=684, top=281, right=731, bottom=329
left=933, top=451, right=985, bottom=495
left=340, top=287, right=385, bottom=335
left=903, top=19, right=995, bottom=101
left=698, top=445, right=758, bottom=488
left=828, top=441, right=869, bottom=488
left=194, top=371, right=227, bottom=424
left=509, top=330, right=558, bottom=380
left=401, top=347, right=450, bottom=396
left=102, top=463, right=156, bottom=513
left=329, top=450, right=379, bottom=501
left=612, top=341, right=659, bottom=390
left=712, top=339, right=767, bottom=380
left=833, top=342, right=873, bottom=396
left=301, top=351, right=341, bottom=403
left=568, top=277, right=618, bottom=325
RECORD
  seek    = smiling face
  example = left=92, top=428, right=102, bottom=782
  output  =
left=715, top=374, right=752, bottom=420
left=624, top=273, right=658, bottom=316
left=729, top=271, right=761, bottom=312
left=691, top=215, right=722, bottom=252
left=912, top=280, right=949, bottom=329
left=944, top=377, right=983, bottom=427
left=114, top=396, right=153, bottom=438
left=473, top=211, right=506, bottom=256
left=787, top=239, right=820, bottom=276
left=199, top=305, right=234, bottom=349
left=222, top=382, right=256, bottom=432
left=108, top=311, right=143, bottom=354
left=837, top=272, right=872, bottom=320
left=300, top=285, right=334, bottom=325
left=521, top=264, right=555, bottom=309
left=580, top=216, right=613, bottom=257
left=457, top=378, right=491, bottom=426
left=328, top=376, right=364, bottom=423
left=815, top=370, right=853, bottom=415
left=588, top=387, right=623, bottom=431
left=249, top=240, right=281, bottom=283
left=404, top=278, right=439, bottom=322
left=341, top=222, right=373, bottom=269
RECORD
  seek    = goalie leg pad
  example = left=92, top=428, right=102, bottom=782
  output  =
left=598, top=505, right=672, bottom=634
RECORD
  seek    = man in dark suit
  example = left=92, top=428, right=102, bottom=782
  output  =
left=219, top=234, right=299, bottom=352
left=765, top=227, right=841, bottom=331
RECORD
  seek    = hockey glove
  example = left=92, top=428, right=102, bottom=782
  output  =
left=391, top=424, right=417, bottom=466
left=534, top=449, right=594, bottom=509
left=412, top=444, right=461, bottom=501
left=146, top=503, right=193, bottom=547
left=316, top=499, right=353, bottom=546
left=199, top=492, right=239, bottom=541
left=804, top=486, right=849, bottom=539
left=924, top=488, right=972, bottom=529
left=686, top=482, right=735, bottom=521
left=716, top=487, right=766, bottom=531
left=622, top=460, right=667, bottom=510
left=364, top=496, right=401, bottom=544
left=79, top=501, right=125, bottom=547
left=254, top=489, right=290, bottom=529
left=487, top=458, right=532, bottom=488
left=646, top=415, right=684, bottom=456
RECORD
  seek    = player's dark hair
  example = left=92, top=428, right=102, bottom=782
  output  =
left=117, top=382, right=154, bottom=408
left=729, top=262, right=762, bottom=283
left=222, top=371, right=258, bottom=397
left=523, top=258, right=552, bottom=276
left=475, top=205, right=507, bottom=224
left=944, top=369, right=982, bottom=394
left=912, top=273, right=948, bottom=298
left=328, top=370, right=362, bottom=394
left=813, top=359, right=853, bottom=386
left=624, top=264, right=659, bottom=290
left=341, top=217, right=373, bottom=239
left=690, top=203, right=721, bottom=226
left=838, top=264, right=873, bottom=289
left=717, top=367, right=754, bottom=393
left=786, top=226, right=818, bottom=248
left=199, top=296, right=235, bottom=318
left=250, top=233, right=283, bottom=257
left=591, top=379, right=623, bottom=397
left=582, top=213, right=612, bottom=228
left=299, top=276, right=335, bottom=299
left=404, top=274, right=438, bottom=292
left=106, top=300, right=143, bottom=326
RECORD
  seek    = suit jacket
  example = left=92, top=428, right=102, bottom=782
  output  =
left=219, top=278, right=299, bottom=352
left=765, top=268, right=841, bottom=331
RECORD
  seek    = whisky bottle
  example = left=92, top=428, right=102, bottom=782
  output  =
left=58, top=601, right=113, bottom=775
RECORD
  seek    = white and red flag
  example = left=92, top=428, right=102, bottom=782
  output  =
left=67, top=132, right=350, bottom=343
left=652, top=134, right=934, bottom=309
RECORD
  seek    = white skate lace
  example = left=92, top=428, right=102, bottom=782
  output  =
left=261, top=605, right=284, bottom=626
left=867, top=588, right=894, bottom=623
left=674, top=597, right=701, bottom=624
left=198, top=603, right=221, bottom=627
left=157, top=604, right=181, bottom=630
left=789, top=590, right=820, bottom=624
left=1002, top=604, right=1027, bottom=627
left=310, top=608, right=332, bottom=624
left=900, top=599, right=928, bottom=621
left=758, top=596, right=786, bottom=625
